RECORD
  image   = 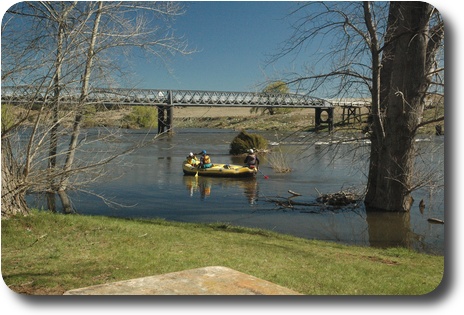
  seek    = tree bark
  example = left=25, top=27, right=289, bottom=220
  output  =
left=1, top=139, right=29, bottom=218
left=364, top=2, right=434, bottom=212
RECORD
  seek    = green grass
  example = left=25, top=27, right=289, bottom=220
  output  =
left=1, top=210, right=444, bottom=295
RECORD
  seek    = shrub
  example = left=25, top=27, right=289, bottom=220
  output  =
left=1, top=104, right=16, bottom=131
left=122, top=106, right=158, bottom=129
left=229, top=130, right=268, bottom=155
left=82, top=104, right=98, bottom=127
left=267, top=145, right=292, bottom=173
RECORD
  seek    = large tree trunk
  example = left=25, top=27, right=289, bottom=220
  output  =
left=364, top=2, right=434, bottom=212
left=1, top=138, right=29, bottom=218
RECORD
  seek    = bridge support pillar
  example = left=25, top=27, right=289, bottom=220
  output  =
left=157, top=106, right=165, bottom=134
left=157, top=91, right=174, bottom=134
left=157, top=105, right=173, bottom=134
left=167, top=105, right=173, bottom=132
left=315, top=108, right=334, bottom=132
left=341, top=105, right=362, bottom=124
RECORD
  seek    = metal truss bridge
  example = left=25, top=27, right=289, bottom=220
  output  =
left=1, top=86, right=333, bottom=108
left=1, top=86, right=335, bottom=132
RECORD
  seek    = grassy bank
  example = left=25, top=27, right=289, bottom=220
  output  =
left=174, top=106, right=443, bottom=134
left=2, top=210, right=444, bottom=295
left=5, top=103, right=443, bottom=134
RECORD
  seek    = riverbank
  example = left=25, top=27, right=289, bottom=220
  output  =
left=86, top=106, right=328, bottom=131
left=101, top=105, right=442, bottom=133
left=2, top=210, right=444, bottom=295
left=173, top=107, right=320, bottom=131
left=6, top=104, right=442, bottom=134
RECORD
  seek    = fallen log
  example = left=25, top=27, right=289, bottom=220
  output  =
left=288, top=190, right=302, bottom=197
left=427, top=218, right=444, bottom=224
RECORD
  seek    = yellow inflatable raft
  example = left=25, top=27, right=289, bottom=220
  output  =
left=182, top=161, right=257, bottom=178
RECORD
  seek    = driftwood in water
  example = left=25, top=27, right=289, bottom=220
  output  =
left=316, top=191, right=359, bottom=206
left=264, top=189, right=361, bottom=211
left=427, top=218, right=444, bottom=224
left=269, top=197, right=319, bottom=209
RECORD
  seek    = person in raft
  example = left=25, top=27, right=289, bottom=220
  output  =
left=199, top=150, right=212, bottom=169
left=244, top=149, right=259, bottom=169
left=186, top=152, right=198, bottom=166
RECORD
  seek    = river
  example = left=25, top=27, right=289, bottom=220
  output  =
left=26, top=128, right=445, bottom=255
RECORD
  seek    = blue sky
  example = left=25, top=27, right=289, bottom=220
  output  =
left=0, top=0, right=453, bottom=96
left=133, top=1, right=301, bottom=92
left=128, top=0, right=453, bottom=95
left=0, top=1, right=301, bottom=93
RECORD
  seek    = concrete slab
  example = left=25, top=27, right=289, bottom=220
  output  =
left=63, top=266, right=302, bottom=295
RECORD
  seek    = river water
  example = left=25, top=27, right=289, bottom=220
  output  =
left=27, top=128, right=445, bottom=255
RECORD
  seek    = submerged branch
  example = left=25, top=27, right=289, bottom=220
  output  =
left=262, top=189, right=363, bottom=212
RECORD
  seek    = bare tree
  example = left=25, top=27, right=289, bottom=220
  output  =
left=268, top=1, right=444, bottom=212
left=1, top=1, right=195, bottom=217
left=364, top=2, right=444, bottom=212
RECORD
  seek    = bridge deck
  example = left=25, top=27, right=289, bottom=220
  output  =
left=2, top=86, right=340, bottom=132
left=1, top=86, right=333, bottom=108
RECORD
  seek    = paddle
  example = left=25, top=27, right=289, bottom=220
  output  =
left=257, top=168, right=269, bottom=179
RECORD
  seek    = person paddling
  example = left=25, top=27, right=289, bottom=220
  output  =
left=199, top=150, right=212, bottom=169
left=186, top=152, right=198, bottom=166
left=244, top=149, right=259, bottom=169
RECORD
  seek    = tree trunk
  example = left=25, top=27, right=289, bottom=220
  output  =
left=48, top=2, right=77, bottom=212
left=364, top=2, right=434, bottom=212
left=57, top=2, right=102, bottom=214
left=1, top=139, right=29, bottom=218
left=57, top=189, right=74, bottom=214
left=364, top=1, right=400, bottom=209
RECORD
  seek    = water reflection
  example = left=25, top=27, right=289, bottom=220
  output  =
left=183, top=176, right=212, bottom=199
left=243, top=178, right=259, bottom=204
left=182, top=176, right=259, bottom=204
left=365, top=211, right=412, bottom=249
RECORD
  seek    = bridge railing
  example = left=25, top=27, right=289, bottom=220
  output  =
left=2, top=86, right=333, bottom=108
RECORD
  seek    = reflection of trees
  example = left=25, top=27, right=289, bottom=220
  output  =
left=182, top=176, right=258, bottom=204
left=365, top=211, right=411, bottom=249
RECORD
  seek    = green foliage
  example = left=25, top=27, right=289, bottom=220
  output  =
left=81, top=104, right=98, bottom=127
left=229, top=130, right=268, bottom=155
left=1, top=104, right=16, bottom=131
left=123, top=106, right=158, bottom=129
left=422, top=98, right=445, bottom=135
left=263, top=81, right=290, bottom=94
left=251, top=81, right=292, bottom=116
